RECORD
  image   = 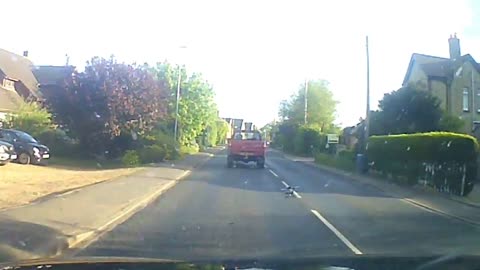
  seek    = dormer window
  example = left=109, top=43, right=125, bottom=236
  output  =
left=2, top=78, right=15, bottom=90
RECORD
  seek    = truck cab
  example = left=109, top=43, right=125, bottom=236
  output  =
left=227, top=130, right=266, bottom=168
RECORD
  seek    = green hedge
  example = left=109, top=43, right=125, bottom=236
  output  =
left=121, top=150, right=141, bottom=167
left=293, top=126, right=326, bottom=155
left=367, top=132, right=478, bottom=195
left=139, top=145, right=166, bottom=163
left=315, top=151, right=355, bottom=172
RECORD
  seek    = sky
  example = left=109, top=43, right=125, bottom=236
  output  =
left=3, top=0, right=480, bottom=127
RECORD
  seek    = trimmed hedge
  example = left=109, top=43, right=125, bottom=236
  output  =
left=121, top=150, right=141, bottom=167
left=367, top=132, right=479, bottom=196
left=293, top=126, right=326, bottom=155
left=139, top=144, right=166, bottom=163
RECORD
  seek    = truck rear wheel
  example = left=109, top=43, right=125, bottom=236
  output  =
left=256, top=159, right=265, bottom=169
left=227, top=156, right=234, bottom=168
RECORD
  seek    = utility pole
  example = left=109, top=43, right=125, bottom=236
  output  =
left=365, top=36, right=370, bottom=151
left=173, top=66, right=182, bottom=147
left=173, top=46, right=187, bottom=148
left=304, top=79, right=308, bottom=125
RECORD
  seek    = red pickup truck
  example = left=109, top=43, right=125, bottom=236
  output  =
left=227, top=130, right=266, bottom=168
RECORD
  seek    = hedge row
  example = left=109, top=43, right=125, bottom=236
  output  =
left=367, top=132, right=479, bottom=196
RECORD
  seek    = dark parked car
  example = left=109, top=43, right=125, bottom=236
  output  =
left=0, top=129, right=50, bottom=165
left=0, top=140, right=16, bottom=166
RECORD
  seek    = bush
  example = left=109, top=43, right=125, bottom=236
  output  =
left=138, top=144, right=166, bottom=163
left=215, top=120, right=229, bottom=145
left=37, top=129, right=81, bottom=157
left=338, top=149, right=356, bottom=161
left=368, top=132, right=478, bottom=195
left=180, top=144, right=199, bottom=155
left=315, top=152, right=355, bottom=172
left=141, top=130, right=179, bottom=160
left=293, top=125, right=326, bottom=156
left=6, top=102, right=53, bottom=137
left=275, top=122, right=299, bottom=152
left=205, top=122, right=218, bottom=147
left=121, top=150, right=141, bottom=166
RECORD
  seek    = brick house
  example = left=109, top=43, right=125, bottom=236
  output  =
left=402, top=34, right=480, bottom=133
left=0, top=49, right=40, bottom=122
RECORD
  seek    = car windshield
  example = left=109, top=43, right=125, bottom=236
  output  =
left=1, top=0, right=480, bottom=267
left=15, top=131, right=37, bottom=143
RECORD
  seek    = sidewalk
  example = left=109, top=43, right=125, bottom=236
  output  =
left=0, top=149, right=219, bottom=262
left=277, top=149, right=480, bottom=226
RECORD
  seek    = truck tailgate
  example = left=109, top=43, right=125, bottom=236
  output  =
left=230, top=140, right=265, bottom=155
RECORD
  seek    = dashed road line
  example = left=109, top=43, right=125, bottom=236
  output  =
left=310, top=209, right=363, bottom=255
left=281, top=181, right=302, bottom=198
left=269, top=169, right=279, bottom=178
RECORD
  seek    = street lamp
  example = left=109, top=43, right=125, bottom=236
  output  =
left=173, top=46, right=187, bottom=147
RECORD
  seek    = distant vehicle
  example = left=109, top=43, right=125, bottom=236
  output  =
left=0, top=140, right=16, bottom=166
left=227, top=130, right=266, bottom=169
left=0, top=129, right=50, bottom=165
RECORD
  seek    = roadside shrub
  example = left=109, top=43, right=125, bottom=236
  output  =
left=215, top=120, right=229, bottom=145
left=139, top=144, right=166, bottom=163
left=6, top=102, right=53, bottom=137
left=275, top=122, right=299, bottom=153
left=205, top=122, right=218, bottom=147
left=37, top=129, right=81, bottom=157
left=338, top=149, right=356, bottom=161
left=121, top=150, right=141, bottom=166
left=141, top=130, right=179, bottom=160
left=180, top=144, right=199, bottom=156
left=368, top=132, right=478, bottom=195
left=315, top=152, right=355, bottom=172
left=293, top=125, right=326, bottom=156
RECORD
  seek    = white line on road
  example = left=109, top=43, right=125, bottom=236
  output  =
left=281, top=181, right=302, bottom=198
left=310, top=209, right=362, bottom=255
left=269, top=169, right=279, bottom=178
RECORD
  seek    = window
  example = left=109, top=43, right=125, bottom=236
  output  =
left=0, top=131, right=15, bottom=143
left=2, top=78, right=15, bottom=90
left=463, top=87, right=469, bottom=112
left=477, top=88, right=480, bottom=112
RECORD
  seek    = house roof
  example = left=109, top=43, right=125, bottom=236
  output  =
left=32, top=65, right=75, bottom=86
left=403, top=53, right=480, bottom=85
left=0, top=87, right=24, bottom=112
left=0, top=48, right=39, bottom=96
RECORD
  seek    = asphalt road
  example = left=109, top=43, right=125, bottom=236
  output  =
left=78, top=149, right=480, bottom=260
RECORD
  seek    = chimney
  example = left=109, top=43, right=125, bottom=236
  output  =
left=448, top=34, right=461, bottom=60
left=23, top=50, right=28, bottom=57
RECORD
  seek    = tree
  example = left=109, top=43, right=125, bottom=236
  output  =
left=152, top=62, right=218, bottom=147
left=215, top=119, right=229, bottom=145
left=279, top=80, right=337, bottom=132
left=370, top=86, right=442, bottom=135
left=6, top=102, right=53, bottom=137
left=46, top=57, right=168, bottom=156
left=439, top=114, right=465, bottom=133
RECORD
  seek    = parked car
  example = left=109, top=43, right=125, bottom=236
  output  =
left=0, top=129, right=50, bottom=165
left=0, top=140, right=16, bottom=166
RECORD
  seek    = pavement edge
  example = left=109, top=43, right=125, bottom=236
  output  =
left=277, top=149, right=480, bottom=227
left=61, top=152, right=216, bottom=256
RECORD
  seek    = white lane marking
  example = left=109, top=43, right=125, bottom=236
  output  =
left=269, top=169, right=279, bottom=178
left=310, top=209, right=363, bottom=255
left=401, top=198, right=440, bottom=214
left=281, top=181, right=302, bottom=198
